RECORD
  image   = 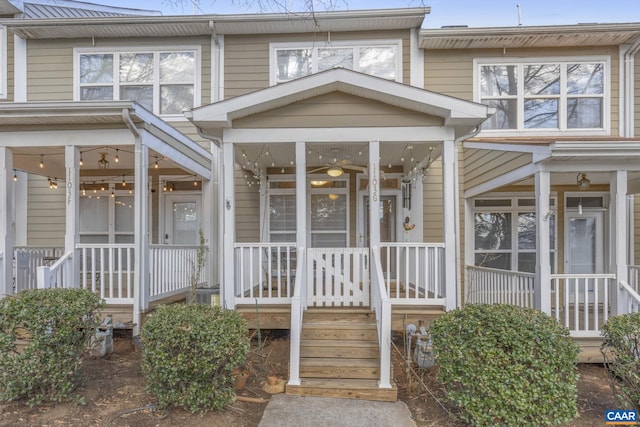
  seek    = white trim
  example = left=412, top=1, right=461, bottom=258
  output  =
left=13, top=35, right=26, bottom=102
left=212, top=34, right=224, bottom=103
left=410, top=28, right=424, bottom=89
left=535, top=171, right=551, bottom=314
left=473, top=55, right=611, bottom=137
left=0, top=147, right=14, bottom=296
left=0, top=26, right=6, bottom=99
left=442, top=140, right=456, bottom=310
left=269, top=39, right=403, bottom=86
left=223, top=127, right=455, bottom=143
left=73, top=46, right=202, bottom=117
left=463, top=141, right=552, bottom=157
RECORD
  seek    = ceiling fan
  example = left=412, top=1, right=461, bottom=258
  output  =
left=307, top=149, right=367, bottom=177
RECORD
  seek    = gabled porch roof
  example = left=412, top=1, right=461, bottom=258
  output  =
left=186, top=68, right=494, bottom=141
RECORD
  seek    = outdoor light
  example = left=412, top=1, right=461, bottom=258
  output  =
left=310, top=180, right=328, bottom=186
left=39, top=155, right=44, bottom=169
left=114, top=148, right=120, bottom=163
left=577, top=172, right=591, bottom=191
left=326, top=163, right=344, bottom=177
left=328, top=193, right=340, bottom=201
left=98, top=152, right=109, bottom=169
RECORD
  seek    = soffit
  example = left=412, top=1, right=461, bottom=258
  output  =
left=2, top=8, right=427, bottom=39
left=421, top=24, right=640, bottom=49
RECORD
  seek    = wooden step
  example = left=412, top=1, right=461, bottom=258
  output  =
left=286, top=378, right=397, bottom=402
left=301, top=339, right=378, bottom=359
left=300, top=357, right=379, bottom=379
left=301, top=323, right=378, bottom=341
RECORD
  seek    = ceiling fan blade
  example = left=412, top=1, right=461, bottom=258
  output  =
left=307, top=166, right=329, bottom=174
left=342, top=164, right=367, bottom=173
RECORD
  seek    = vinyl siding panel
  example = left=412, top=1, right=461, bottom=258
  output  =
left=234, top=166, right=260, bottom=242
left=233, top=92, right=443, bottom=128
left=424, top=46, right=620, bottom=136
left=26, top=36, right=212, bottom=105
left=463, top=149, right=532, bottom=190
left=423, top=158, right=443, bottom=242
left=224, top=30, right=411, bottom=100
left=27, top=174, right=65, bottom=245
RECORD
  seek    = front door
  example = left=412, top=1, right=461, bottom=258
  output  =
left=164, top=194, right=202, bottom=245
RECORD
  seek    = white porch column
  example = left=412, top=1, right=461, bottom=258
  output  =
left=534, top=170, right=551, bottom=314
left=64, top=146, right=80, bottom=287
left=611, top=170, right=628, bottom=316
left=442, top=140, right=457, bottom=311
left=369, top=141, right=381, bottom=249
left=0, top=148, right=14, bottom=297
left=295, top=142, right=307, bottom=250
left=133, top=133, right=150, bottom=336
left=222, top=141, right=236, bottom=309
left=202, top=141, right=216, bottom=291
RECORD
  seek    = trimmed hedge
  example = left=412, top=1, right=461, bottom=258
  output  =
left=601, top=312, right=640, bottom=410
left=430, top=304, right=579, bottom=426
left=141, top=304, right=249, bottom=413
left=0, top=288, right=104, bottom=405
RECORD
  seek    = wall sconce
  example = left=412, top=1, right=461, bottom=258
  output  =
left=577, top=172, right=591, bottom=191
left=98, top=152, right=109, bottom=169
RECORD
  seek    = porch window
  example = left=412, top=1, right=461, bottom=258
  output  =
left=474, top=197, right=556, bottom=273
left=268, top=179, right=296, bottom=243
left=475, top=57, right=608, bottom=134
left=271, top=40, right=402, bottom=84
left=80, top=185, right=134, bottom=243
left=76, top=48, right=200, bottom=116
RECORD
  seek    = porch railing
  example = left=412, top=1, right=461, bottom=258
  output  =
left=465, top=265, right=535, bottom=308
left=307, top=247, right=369, bottom=307
left=13, top=246, right=64, bottom=292
left=371, top=247, right=392, bottom=389
left=149, top=245, right=208, bottom=302
left=78, top=244, right=135, bottom=305
left=628, top=265, right=640, bottom=293
left=235, top=243, right=296, bottom=304
left=619, top=280, right=640, bottom=314
left=381, top=243, right=445, bottom=305
left=36, top=251, right=73, bottom=289
left=287, top=247, right=306, bottom=387
left=551, top=274, right=615, bottom=337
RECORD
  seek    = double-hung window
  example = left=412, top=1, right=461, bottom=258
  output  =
left=75, top=48, right=200, bottom=116
left=475, top=57, right=608, bottom=134
left=270, top=40, right=402, bottom=84
left=473, top=196, right=556, bottom=273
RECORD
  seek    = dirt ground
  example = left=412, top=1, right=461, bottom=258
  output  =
left=0, top=330, right=621, bottom=427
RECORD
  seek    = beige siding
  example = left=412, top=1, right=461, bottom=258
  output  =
left=463, top=149, right=532, bottom=190
left=235, top=166, right=260, bottom=242
left=424, top=46, right=621, bottom=136
left=224, top=30, right=412, bottom=100
left=422, top=158, right=443, bottom=242
left=234, top=92, right=443, bottom=129
left=27, top=174, right=65, bottom=245
left=27, top=36, right=211, bottom=105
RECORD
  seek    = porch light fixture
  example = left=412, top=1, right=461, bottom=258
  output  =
left=79, top=153, right=84, bottom=167
left=13, top=170, right=17, bottom=182
left=154, top=157, right=159, bottom=169
left=114, top=149, right=120, bottom=163
left=98, top=152, right=109, bottom=169
left=577, top=173, right=591, bottom=191
left=39, top=155, right=44, bottom=169
left=326, top=163, right=344, bottom=177
left=310, top=180, right=328, bottom=186
left=328, top=193, right=340, bottom=201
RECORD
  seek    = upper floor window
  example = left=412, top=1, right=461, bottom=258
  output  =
left=270, top=40, right=402, bottom=85
left=475, top=57, right=609, bottom=135
left=0, top=26, right=7, bottom=99
left=75, top=48, right=200, bottom=116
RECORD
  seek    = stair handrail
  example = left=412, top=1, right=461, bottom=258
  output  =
left=619, top=280, right=640, bottom=314
left=371, top=246, right=392, bottom=389
left=36, top=251, right=74, bottom=289
left=287, top=247, right=306, bottom=386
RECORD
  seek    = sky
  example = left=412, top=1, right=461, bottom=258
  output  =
left=98, top=0, right=640, bottom=28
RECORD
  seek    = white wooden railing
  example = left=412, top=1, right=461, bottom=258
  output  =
left=465, top=265, right=536, bottom=307
left=371, top=247, right=392, bottom=389
left=288, top=247, right=306, bottom=387
left=551, top=274, right=615, bottom=337
left=619, top=280, right=640, bottom=314
left=235, top=243, right=296, bottom=304
left=150, top=245, right=208, bottom=302
left=628, top=265, right=640, bottom=293
left=307, top=247, right=369, bottom=307
left=381, top=243, right=445, bottom=305
left=78, top=244, right=135, bottom=304
left=13, top=246, right=64, bottom=292
left=36, top=251, right=74, bottom=289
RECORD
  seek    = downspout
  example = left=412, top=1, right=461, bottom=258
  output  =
left=623, top=37, right=640, bottom=137
left=122, top=107, right=139, bottom=138
left=453, top=126, right=482, bottom=308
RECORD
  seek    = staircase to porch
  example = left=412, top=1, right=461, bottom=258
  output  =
left=286, top=308, right=397, bottom=402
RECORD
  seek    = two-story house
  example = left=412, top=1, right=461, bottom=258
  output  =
left=1, top=0, right=639, bottom=401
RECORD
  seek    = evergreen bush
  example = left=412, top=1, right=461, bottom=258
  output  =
left=430, top=304, right=579, bottom=426
left=0, top=288, right=104, bottom=405
left=141, top=304, right=249, bottom=413
left=601, top=312, right=640, bottom=410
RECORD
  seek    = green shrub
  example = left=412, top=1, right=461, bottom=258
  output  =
left=141, top=304, right=249, bottom=413
left=430, top=304, right=579, bottom=426
left=0, top=288, right=104, bottom=405
left=601, top=312, right=640, bottom=410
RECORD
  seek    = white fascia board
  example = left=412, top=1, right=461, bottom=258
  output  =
left=0, top=129, right=134, bottom=147
left=539, top=159, right=640, bottom=172
left=222, top=126, right=454, bottom=143
left=464, top=163, right=538, bottom=198
left=464, top=141, right=552, bottom=155
left=142, top=130, right=212, bottom=180
left=549, top=141, right=640, bottom=157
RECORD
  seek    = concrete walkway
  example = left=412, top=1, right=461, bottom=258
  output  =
left=258, top=394, right=416, bottom=427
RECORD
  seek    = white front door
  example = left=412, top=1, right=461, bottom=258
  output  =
left=564, top=211, right=604, bottom=275
left=164, top=194, right=202, bottom=245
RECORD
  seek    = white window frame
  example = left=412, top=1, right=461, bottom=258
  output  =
left=79, top=182, right=135, bottom=243
left=264, top=175, right=297, bottom=243
left=307, top=174, right=350, bottom=248
left=472, top=194, right=558, bottom=273
left=473, top=56, right=610, bottom=137
left=73, top=46, right=202, bottom=120
left=0, top=26, right=7, bottom=99
left=269, top=39, right=403, bottom=85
